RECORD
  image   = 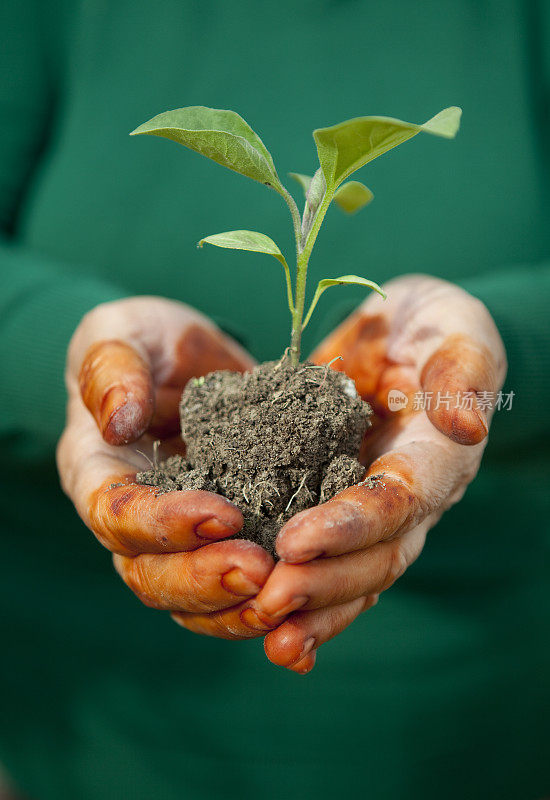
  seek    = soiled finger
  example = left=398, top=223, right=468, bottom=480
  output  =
left=171, top=598, right=281, bottom=640
left=256, top=528, right=424, bottom=618
left=264, top=595, right=378, bottom=669
left=276, top=432, right=473, bottom=564
left=79, top=339, right=154, bottom=445
left=276, top=467, right=417, bottom=563
left=113, top=539, right=274, bottom=613
left=57, top=393, right=243, bottom=556
left=288, top=650, right=317, bottom=675
left=89, top=475, right=243, bottom=556
left=421, top=333, right=496, bottom=445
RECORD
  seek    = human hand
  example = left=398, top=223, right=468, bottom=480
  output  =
left=57, top=296, right=274, bottom=632
left=246, top=275, right=507, bottom=674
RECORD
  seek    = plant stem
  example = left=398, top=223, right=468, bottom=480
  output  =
left=300, top=190, right=333, bottom=266
left=288, top=190, right=333, bottom=366
left=279, top=186, right=303, bottom=258
left=289, top=249, right=308, bottom=366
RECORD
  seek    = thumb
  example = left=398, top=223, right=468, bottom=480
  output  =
left=79, top=339, right=154, bottom=446
left=420, top=333, right=502, bottom=446
left=73, top=297, right=255, bottom=446
left=381, top=278, right=507, bottom=447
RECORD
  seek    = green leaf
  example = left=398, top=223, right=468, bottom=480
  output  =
left=313, top=106, right=462, bottom=190
left=131, top=106, right=283, bottom=192
left=333, top=181, right=374, bottom=214
left=302, top=275, right=386, bottom=330
left=288, top=173, right=312, bottom=196
left=198, top=230, right=294, bottom=313
left=198, top=229, right=284, bottom=261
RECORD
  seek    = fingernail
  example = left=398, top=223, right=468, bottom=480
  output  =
left=278, top=549, right=323, bottom=564
left=299, top=637, right=316, bottom=660
left=240, top=607, right=276, bottom=631
left=295, top=650, right=317, bottom=675
left=195, top=517, right=236, bottom=539
left=266, top=595, right=309, bottom=619
left=473, top=406, right=489, bottom=436
left=107, top=399, right=150, bottom=444
left=101, top=385, right=126, bottom=420
left=101, top=386, right=133, bottom=443
left=221, top=569, right=262, bottom=597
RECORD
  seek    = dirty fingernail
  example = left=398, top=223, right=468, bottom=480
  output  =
left=278, top=549, right=323, bottom=564
left=267, top=595, right=309, bottom=619
left=221, top=569, right=262, bottom=597
left=107, top=399, right=150, bottom=445
left=195, top=517, right=236, bottom=539
left=240, top=607, right=276, bottom=631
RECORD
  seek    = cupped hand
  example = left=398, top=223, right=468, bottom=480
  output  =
left=248, top=275, right=507, bottom=674
left=57, top=297, right=274, bottom=634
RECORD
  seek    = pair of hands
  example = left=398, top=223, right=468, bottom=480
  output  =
left=57, top=275, right=506, bottom=674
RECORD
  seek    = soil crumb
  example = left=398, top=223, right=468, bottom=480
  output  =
left=137, top=360, right=371, bottom=556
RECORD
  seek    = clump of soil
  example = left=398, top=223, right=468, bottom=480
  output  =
left=136, top=360, right=371, bottom=555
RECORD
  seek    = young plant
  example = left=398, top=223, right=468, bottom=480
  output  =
left=131, top=105, right=461, bottom=366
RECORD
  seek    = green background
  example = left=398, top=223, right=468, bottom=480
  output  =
left=0, top=1, right=549, bottom=797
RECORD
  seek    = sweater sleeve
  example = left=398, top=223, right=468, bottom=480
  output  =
left=459, top=263, right=550, bottom=452
left=0, top=0, right=124, bottom=452
left=0, top=250, right=125, bottom=446
left=458, top=4, right=550, bottom=452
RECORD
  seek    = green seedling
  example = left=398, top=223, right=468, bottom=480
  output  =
left=131, top=105, right=461, bottom=366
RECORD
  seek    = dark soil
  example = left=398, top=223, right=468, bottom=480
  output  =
left=136, top=359, right=371, bottom=556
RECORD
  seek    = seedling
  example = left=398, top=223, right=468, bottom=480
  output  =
left=132, top=104, right=461, bottom=553
left=131, top=105, right=461, bottom=365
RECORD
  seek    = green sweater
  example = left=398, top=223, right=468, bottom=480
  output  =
left=1, top=1, right=548, bottom=798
